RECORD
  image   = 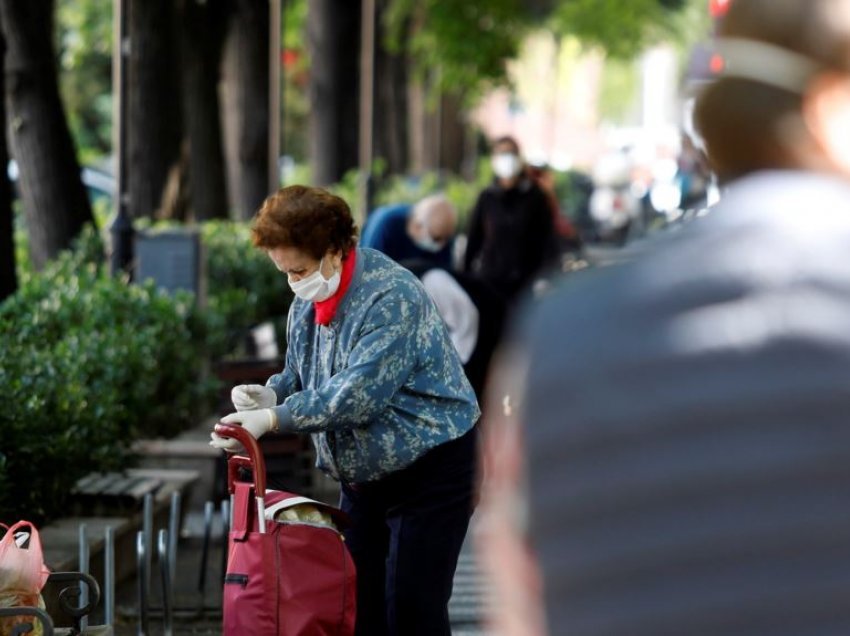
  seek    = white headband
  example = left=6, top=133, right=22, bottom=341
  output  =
left=715, top=37, right=822, bottom=93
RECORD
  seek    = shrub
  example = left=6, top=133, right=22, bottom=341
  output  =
left=0, top=227, right=216, bottom=523
left=200, top=220, right=292, bottom=357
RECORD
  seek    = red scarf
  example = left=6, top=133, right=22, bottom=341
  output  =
left=314, top=249, right=357, bottom=326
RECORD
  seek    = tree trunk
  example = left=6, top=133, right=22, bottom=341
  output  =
left=179, top=0, right=229, bottom=221
left=424, top=91, right=441, bottom=173
left=0, top=0, right=94, bottom=271
left=128, top=0, right=183, bottom=220
left=221, top=0, right=270, bottom=220
left=439, top=92, right=467, bottom=176
left=373, top=1, right=408, bottom=178
left=0, top=17, right=14, bottom=302
left=307, top=0, right=360, bottom=187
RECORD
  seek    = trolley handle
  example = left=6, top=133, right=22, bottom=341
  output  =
left=214, top=422, right=267, bottom=499
left=225, top=456, right=255, bottom=496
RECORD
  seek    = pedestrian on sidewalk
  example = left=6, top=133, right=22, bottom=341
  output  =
left=463, top=136, right=558, bottom=308
left=360, top=194, right=458, bottom=269
left=210, top=185, right=480, bottom=636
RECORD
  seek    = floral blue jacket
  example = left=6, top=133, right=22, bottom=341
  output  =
left=267, top=248, right=480, bottom=483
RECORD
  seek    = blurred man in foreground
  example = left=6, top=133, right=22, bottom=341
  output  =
left=479, top=1, right=850, bottom=634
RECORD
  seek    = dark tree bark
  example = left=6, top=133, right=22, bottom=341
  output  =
left=222, top=0, right=270, bottom=220
left=373, top=1, right=409, bottom=177
left=128, top=0, right=183, bottom=220
left=0, top=17, right=14, bottom=302
left=414, top=88, right=472, bottom=178
left=439, top=92, right=467, bottom=176
left=307, top=0, right=360, bottom=187
left=0, top=0, right=94, bottom=271
left=179, top=0, right=229, bottom=221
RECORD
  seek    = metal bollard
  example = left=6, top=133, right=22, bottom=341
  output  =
left=78, top=524, right=89, bottom=632
left=168, top=491, right=181, bottom=586
left=136, top=531, right=149, bottom=636
left=198, top=501, right=214, bottom=595
left=158, top=529, right=173, bottom=636
left=221, top=498, right=231, bottom=585
left=142, top=493, right=153, bottom=604
left=104, top=526, right=115, bottom=627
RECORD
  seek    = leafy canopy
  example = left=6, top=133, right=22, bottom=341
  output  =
left=385, top=0, right=691, bottom=98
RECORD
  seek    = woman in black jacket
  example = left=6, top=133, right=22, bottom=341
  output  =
left=463, top=136, right=558, bottom=305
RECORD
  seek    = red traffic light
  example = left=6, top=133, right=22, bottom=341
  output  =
left=710, top=0, right=732, bottom=18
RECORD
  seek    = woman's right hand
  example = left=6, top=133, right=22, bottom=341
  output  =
left=231, top=384, right=277, bottom=411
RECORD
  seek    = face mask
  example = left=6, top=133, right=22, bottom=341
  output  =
left=492, top=153, right=522, bottom=179
left=288, top=256, right=340, bottom=302
left=414, top=234, right=444, bottom=253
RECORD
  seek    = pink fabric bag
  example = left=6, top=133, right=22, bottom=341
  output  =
left=0, top=521, right=51, bottom=636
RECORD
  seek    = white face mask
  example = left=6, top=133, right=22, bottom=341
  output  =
left=414, top=232, right=444, bottom=253
left=492, top=153, right=522, bottom=179
left=288, top=256, right=340, bottom=302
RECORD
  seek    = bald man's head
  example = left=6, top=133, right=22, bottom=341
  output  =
left=407, top=195, right=457, bottom=251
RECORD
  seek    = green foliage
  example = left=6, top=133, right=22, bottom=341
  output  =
left=383, top=0, right=691, bottom=103
left=554, top=168, right=594, bottom=221
left=0, top=227, right=215, bottom=523
left=326, top=169, right=364, bottom=224
left=385, top=0, right=530, bottom=100
left=549, top=0, right=683, bottom=59
left=12, top=201, right=30, bottom=281
left=57, top=0, right=113, bottom=164
left=282, top=0, right=310, bottom=162
left=1, top=217, right=297, bottom=523
left=281, top=160, right=313, bottom=190
left=14, top=202, right=109, bottom=282
left=284, top=160, right=492, bottom=233
left=200, top=221, right=293, bottom=358
left=598, top=57, right=640, bottom=123
left=283, top=0, right=307, bottom=50
left=371, top=161, right=492, bottom=232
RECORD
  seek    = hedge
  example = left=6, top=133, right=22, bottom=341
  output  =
left=1, top=226, right=215, bottom=523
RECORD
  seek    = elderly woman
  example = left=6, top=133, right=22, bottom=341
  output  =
left=211, top=185, right=480, bottom=635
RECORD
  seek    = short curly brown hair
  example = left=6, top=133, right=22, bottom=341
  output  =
left=251, top=185, right=358, bottom=258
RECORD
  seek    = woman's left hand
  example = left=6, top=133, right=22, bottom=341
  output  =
left=210, top=409, right=278, bottom=452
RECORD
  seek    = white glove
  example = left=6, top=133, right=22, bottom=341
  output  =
left=231, top=384, right=277, bottom=411
left=210, top=409, right=278, bottom=453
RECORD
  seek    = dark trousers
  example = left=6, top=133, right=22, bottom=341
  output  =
left=340, top=426, right=478, bottom=636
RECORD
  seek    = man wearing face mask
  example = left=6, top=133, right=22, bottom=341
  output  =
left=211, top=185, right=480, bottom=636
left=463, top=136, right=557, bottom=306
left=359, top=194, right=457, bottom=268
